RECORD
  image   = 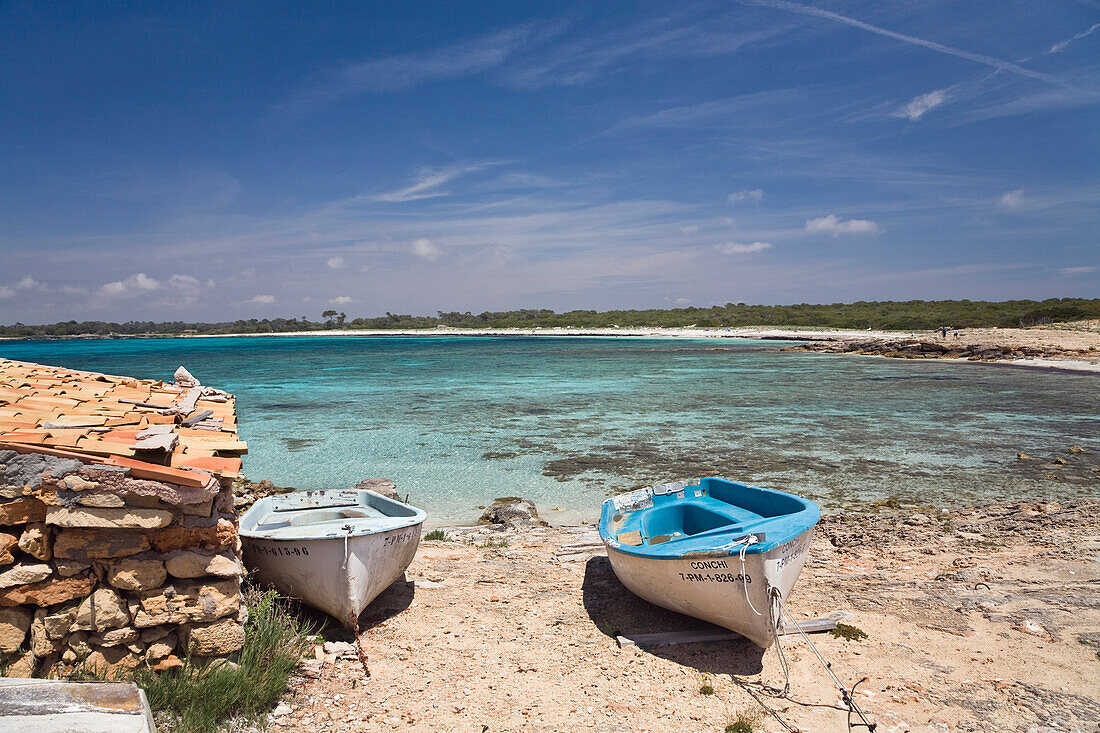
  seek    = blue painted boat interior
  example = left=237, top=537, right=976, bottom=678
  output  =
left=599, top=477, right=820, bottom=557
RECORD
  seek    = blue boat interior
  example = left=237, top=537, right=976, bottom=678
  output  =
left=599, top=477, right=820, bottom=557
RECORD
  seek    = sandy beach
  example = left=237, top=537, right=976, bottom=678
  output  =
left=269, top=498, right=1100, bottom=733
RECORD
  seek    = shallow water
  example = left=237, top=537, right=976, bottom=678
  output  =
left=3, top=336, right=1097, bottom=523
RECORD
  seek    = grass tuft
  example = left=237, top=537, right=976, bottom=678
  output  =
left=424, top=529, right=450, bottom=541
left=725, top=707, right=763, bottom=733
left=132, top=585, right=316, bottom=733
left=698, top=671, right=715, bottom=695
left=480, top=537, right=509, bottom=548
left=830, top=622, right=869, bottom=642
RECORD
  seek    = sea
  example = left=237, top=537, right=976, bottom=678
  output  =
left=2, top=335, right=1097, bottom=524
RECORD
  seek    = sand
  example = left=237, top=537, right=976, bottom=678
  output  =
left=268, top=499, right=1100, bottom=733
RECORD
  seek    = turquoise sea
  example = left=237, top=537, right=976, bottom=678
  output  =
left=2, top=336, right=1097, bottom=524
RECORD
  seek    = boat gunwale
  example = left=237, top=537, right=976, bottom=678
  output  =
left=239, top=490, right=427, bottom=540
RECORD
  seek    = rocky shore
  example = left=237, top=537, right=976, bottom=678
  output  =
left=264, top=496, right=1099, bottom=733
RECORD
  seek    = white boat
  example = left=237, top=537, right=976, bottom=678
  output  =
left=598, top=477, right=820, bottom=647
left=240, top=489, right=426, bottom=628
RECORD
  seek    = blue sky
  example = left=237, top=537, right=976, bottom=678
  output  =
left=1, top=1, right=1097, bottom=323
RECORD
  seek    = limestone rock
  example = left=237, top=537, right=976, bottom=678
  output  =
left=146, top=632, right=177, bottom=661
left=185, top=618, right=245, bottom=656
left=153, top=654, right=184, bottom=672
left=31, top=608, right=62, bottom=658
left=17, top=523, right=52, bottom=561
left=0, top=532, right=17, bottom=565
left=6, top=649, right=36, bottom=677
left=131, top=578, right=240, bottom=628
left=107, top=555, right=167, bottom=591
left=54, top=558, right=92, bottom=577
left=180, top=499, right=213, bottom=517
left=164, top=549, right=242, bottom=579
left=77, top=493, right=126, bottom=508
left=0, top=497, right=47, bottom=525
left=91, top=626, right=140, bottom=647
left=0, top=605, right=32, bottom=654
left=355, top=477, right=400, bottom=501
left=63, top=475, right=99, bottom=492
left=53, top=528, right=151, bottom=560
left=151, top=519, right=237, bottom=553
left=478, top=497, right=548, bottom=527
left=46, top=505, right=175, bottom=529
left=0, top=562, right=53, bottom=589
left=83, top=645, right=141, bottom=677
left=43, top=606, right=78, bottom=639
left=140, top=625, right=173, bottom=643
left=71, top=587, right=130, bottom=632
left=79, top=466, right=218, bottom=507
left=0, top=574, right=95, bottom=607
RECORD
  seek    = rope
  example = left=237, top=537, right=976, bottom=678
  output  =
left=738, top=535, right=762, bottom=616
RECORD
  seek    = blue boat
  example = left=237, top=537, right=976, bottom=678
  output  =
left=598, top=477, right=820, bottom=647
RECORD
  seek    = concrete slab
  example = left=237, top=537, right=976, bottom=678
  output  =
left=0, top=677, right=156, bottom=732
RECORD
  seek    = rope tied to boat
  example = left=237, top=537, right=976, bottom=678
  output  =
left=737, top=534, right=763, bottom=617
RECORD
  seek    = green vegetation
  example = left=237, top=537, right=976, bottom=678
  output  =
left=830, top=622, right=869, bottom=642
left=725, top=707, right=763, bottom=732
left=424, top=529, right=451, bottom=541
left=698, top=672, right=715, bottom=695
left=3, top=298, right=1099, bottom=337
left=480, top=537, right=509, bottom=548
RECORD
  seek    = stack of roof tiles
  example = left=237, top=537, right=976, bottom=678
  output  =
left=0, top=358, right=248, bottom=678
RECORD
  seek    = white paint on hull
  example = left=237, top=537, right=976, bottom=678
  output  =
left=604, top=528, right=814, bottom=647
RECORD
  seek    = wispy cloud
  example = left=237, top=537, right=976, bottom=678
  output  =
left=1048, top=21, right=1100, bottom=54
left=281, top=25, right=537, bottom=115
left=1058, top=266, right=1094, bottom=275
left=325, top=256, right=346, bottom=269
left=728, top=189, right=764, bottom=203
left=371, top=163, right=492, bottom=203
left=329, top=296, right=352, bottom=304
left=716, top=241, right=773, bottom=254
left=746, top=0, right=1062, bottom=85
left=805, top=214, right=881, bottom=235
left=999, top=189, right=1026, bottom=209
left=896, top=89, right=948, bottom=121
left=250, top=294, right=275, bottom=304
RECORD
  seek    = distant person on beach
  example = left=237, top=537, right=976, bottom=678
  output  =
left=953, top=329, right=959, bottom=339
left=940, top=326, right=948, bottom=338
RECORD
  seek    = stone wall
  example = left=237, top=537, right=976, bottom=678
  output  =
left=0, top=449, right=243, bottom=678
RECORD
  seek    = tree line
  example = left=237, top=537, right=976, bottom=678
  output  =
left=1, top=298, right=1098, bottom=338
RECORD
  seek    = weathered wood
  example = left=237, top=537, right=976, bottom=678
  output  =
left=615, top=615, right=843, bottom=649
left=180, top=409, right=214, bottom=427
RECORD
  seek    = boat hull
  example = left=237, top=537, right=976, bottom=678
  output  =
left=242, top=523, right=422, bottom=628
left=604, top=526, right=814, bottom=647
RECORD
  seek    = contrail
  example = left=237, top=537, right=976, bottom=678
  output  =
left=744, top=0, right=1061, bottom=85
left=1047, top=21, right=1100, bottom=54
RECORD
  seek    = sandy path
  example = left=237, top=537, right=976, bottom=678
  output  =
left=269, top=500, right=1100, bottom=733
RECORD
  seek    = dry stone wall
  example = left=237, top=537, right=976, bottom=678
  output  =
left=0, top=449, right=244, bottom=678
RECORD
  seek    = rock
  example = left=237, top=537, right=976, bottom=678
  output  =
left=140, top=625, right=173, bottom=643
left=906, top=513, right=932, bottom=526
left=0, top=497, right=47, bottom=525
left=146, top=633, right=177, bottom=661
left=0, top=562, right=53, bottom=589
left=31, top=608, right=62, bottom=657
left=71, top=588, right=131, bottom=632
left=0, top=574, right=95, bottom=607
left=43, top=606, right=78, bottom=639
left=323, top=640, right=359, bottom=659
left=63, top=475, right=99, bottom=492
left=0, top=605, right=32, bottom=654
left=17, top=523, right=52, bottom=560
left=1016, top=452, right=1032, bottom=460
left=1015, top=618, right=1053, bottom=640
left=271, top=703, right=292, bottom=718
left=53, top=528, right=151, bottom=560
left=3, top=454, right=81, bottom=491
left=83, top=645, right=141, bottom=677
left=164, top=549, right=242, bottom=579
left=478, top=497, right=548, bottom=527
left=6, top=649, right=36, bottom=677
left=153, top=654, right=184, bottom=672
left=91, top=626, right=140, bottom=647
left=76, top=466, right=219, bottom=505
left=151, top=520, right=237, bottom=553
left=355, top=478, right=400, bottom=501
left=299, top=658, right=324, bottom=678
left=130, top=578, right=240, bottom=628
left=0, top=532, right=16, bottom=565
left=203, top=657, right=240, bottom=673
left=54, top=558, right=92, bottom=577
left=1068, top=445, right=1085, bottom=454
left=185, top=618, right=245, bottom=656
left=77, top=493, right=126, bottom=508
left=45, top=505, right=176, bottom=529
left=107, top=555, right=167, bottom=591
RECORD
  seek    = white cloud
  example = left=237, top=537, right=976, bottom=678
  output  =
left=326, top=256, right=346, bottom=269
left=0, top=276, right=42, bottom=299
left=1048, top=22, right=1100, bottom=54
left=168, top=274, right=202, bottom=289
left=673, top=297, right=691, bottom=305
left=410, top=238, right=443, bottom=261
left=329, top=296, right=352, bottom=304
left=999, top=189, right=1025, bottom=209
left=359, top=265, right=371, bottom=273
left=897, top=89, right=947, bottom=121
left=716, top=241, right=773, bottom=254
left=371, top=163, right=492, bottom=203
left=680, top=225, right=699, bottom=234
left=805, top=215, right=881, bottom=236
left=251, top=294, right=275, bottom=304
left=101, top=272, right=160, bottom=296
left=728, top=189, right=764, bottom=203
left=1058, top=266, right=1094, bottom=275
